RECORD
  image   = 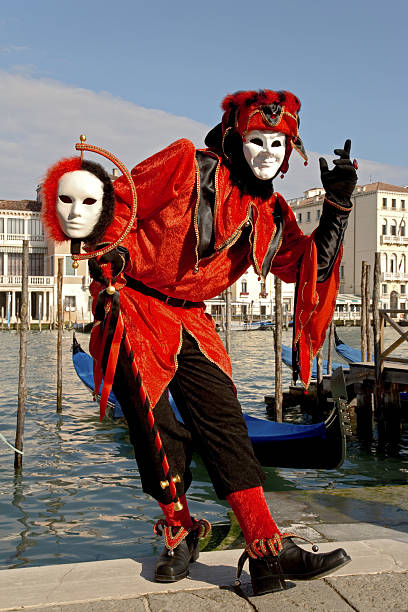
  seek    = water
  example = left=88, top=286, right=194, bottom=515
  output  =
left=0, top=327, right=407, bottom=569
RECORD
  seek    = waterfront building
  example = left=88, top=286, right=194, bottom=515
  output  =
left=289, top=183, right=408, bottom=317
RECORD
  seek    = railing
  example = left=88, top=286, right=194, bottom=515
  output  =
left=0, top=233, right=45, bottom=242
left=381, top=272, right=408, bottom=281
left=380, top=235, right=408, bottom=245
left=0, top=275, right=54, bottom=286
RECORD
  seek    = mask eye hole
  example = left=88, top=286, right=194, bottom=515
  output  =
left=83, top=198, right=97, bottom=205
left=59, top=195, right=73, bottom=203
left=249, top=137, right=263, bottom=147
left=271, top=140, right=283, bottom=147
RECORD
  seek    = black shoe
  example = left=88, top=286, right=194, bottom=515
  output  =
left=154, top=529, right=199, bottom=583
left=279, top=537, right=351, bottom=581
left=236, top=534, right=351, bottom=596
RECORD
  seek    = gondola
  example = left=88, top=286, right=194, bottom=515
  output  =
left=281, top=343, right=348, bottom=379
left=72, top=334, right=346, bottom=469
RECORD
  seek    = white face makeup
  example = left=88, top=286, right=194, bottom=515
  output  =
left=242, top=130, right=286, bottom=180
left=56, top=170, right=104, bottom=239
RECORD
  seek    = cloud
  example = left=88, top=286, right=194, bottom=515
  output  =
left=0, top=71, right=407, bottom=201
left=0, top=45, right=30, bottom=53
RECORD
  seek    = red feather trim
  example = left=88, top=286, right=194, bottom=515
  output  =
left=41, top=157, right=82, bottom=242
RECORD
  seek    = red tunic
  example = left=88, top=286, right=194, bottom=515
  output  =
left=90, top=138, right=341, bottom=407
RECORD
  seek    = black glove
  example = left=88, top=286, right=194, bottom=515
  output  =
left=319, top=139, right=357, bottom=206
left=88, top=245, right=130, bottom=285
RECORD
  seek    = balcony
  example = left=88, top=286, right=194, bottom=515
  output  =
left=380, top=235, right=408, bottom=246
left=381, top=272, right=408, bottom=282
left=0, top=233, right=46, bottom=244
left=0, top=275, right=54, bottom=286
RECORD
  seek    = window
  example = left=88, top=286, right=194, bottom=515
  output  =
left=382, top=198, right=387, bottom=208
left=8, top=253, right=22, bottom=276
left=241, top=280, right=248, bottom=294
left=390, top=220, right=397, bottom=236
left=28, top=219, right=43, bottom=239
left=401, top=285, right=406, bottom=295
left=392, top=198, right=397, bottom=209
left=298, top=213, right=302, bottom=223
left=7, top=218, right=24, bottom=236
left=64, top=296, right=76, bottom=311
left=0, top=254, right=4, bottom=275
left=382, top=220, right=387, bottom=235
left=0, top=219, right=4, bottom=234
left=65, top=256, right=77, bottom=276
left=306, top=211, right=311, bottom=222
left=400, top=222, right=406, bottom=237
left=29, top=253, right=44, bottom=276
left=340, top=265, right=344, bottom=280
left=401, top=200, right=406, bottom=210
left=316, top=209, right=321, bottom=220
left=382, top=284, right=388, bottom=294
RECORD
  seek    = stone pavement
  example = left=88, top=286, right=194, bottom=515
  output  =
left=1, top=538, right=408, bottom=612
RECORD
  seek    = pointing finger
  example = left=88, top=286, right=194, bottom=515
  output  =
left=319, top=157, right=329, bottom=173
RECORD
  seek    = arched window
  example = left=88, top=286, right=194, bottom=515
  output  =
left=400, top=254, right=406, bottom=274
left=390, top=253, right=397, bottom=273
left=400, top=220, right=406, bottom=237
left=381, top=253, right=387, bottom=272
left=390, top=219, right=398, bottom=236
left=382, top=218, right=387, bottom=235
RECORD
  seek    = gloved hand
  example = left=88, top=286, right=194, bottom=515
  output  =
left=88, top=245, right=130, bottom=285
left=319, top=140, right=357, bottom=206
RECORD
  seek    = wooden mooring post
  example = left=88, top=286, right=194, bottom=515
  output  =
left=327, top=321, right=334, bottom=375
left=225, top=286, right=232, bottom=355
left=361, top=261, right=367, bottom=361
left=274, top=276, right=283, bottom=422
left=372, top=252, right=384, bottom=429
left=14, top=240, right=29, bottom=468
left=57, top=258, right=63, bottom=412
left=365, top=263, right=372, bottom=360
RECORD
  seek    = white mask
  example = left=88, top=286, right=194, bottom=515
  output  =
left=56, top=170, right=104, bottom=239
left=242, top=131, right=286, bottom=180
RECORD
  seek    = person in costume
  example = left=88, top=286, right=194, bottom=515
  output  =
left=41, top=89, right=357, bottom=596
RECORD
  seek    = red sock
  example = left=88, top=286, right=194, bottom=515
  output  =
left=226, top=486, right=280, bottom=544
left=158, top=495, right=193, bottom=528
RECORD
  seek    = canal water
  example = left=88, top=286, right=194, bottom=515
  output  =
left=0, top=327, right=407, bottom=570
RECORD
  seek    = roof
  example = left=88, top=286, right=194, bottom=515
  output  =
left=357, top=182, right=408, bottom=194
left=0, top=200, right=41, bottom=212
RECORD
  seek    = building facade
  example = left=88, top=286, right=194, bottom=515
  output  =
left=289, top=183, right=408, bottom=314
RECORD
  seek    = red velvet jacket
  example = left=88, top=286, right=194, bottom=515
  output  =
left=90, top=138, right=345, bottom=408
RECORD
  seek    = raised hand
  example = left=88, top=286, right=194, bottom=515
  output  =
left=319, top=139, right=357, bottom=204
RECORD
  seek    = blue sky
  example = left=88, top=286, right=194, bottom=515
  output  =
left=1, top=0, right=407, bottom=199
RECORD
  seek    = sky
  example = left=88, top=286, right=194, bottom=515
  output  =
left=1, top=0, right=407, bottom=200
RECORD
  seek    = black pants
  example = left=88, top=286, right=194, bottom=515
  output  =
left=112, top=329, right=265, bottom=504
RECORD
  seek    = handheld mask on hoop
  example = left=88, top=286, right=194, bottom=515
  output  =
left=41, top=136, right=137, bottom=268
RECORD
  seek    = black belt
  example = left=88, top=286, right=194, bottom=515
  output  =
left=124, top=275, right=202, bottom=309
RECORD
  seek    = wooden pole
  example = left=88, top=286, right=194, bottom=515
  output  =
left=327, top=320, right=334, bottom=375
left=360, top=261, right=367, bottom=361
left=372, top=252, right=384, bottom=431
left=225, top=286, right=232, bottom=354
left=14, top=240, right=29, bottom=469
left=365, top=263, right=372, bottom=361
left=274, top=276, right=283, bottom=422
left=57, top=258, right=63, bottom=412
left=316, top=349, right=323, bottom=408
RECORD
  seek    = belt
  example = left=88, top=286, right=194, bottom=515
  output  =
left=124, top=275, right=202, bottom=309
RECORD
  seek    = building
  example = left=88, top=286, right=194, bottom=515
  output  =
left=289, top=182, right=408, bottom=314
left=0, top=198, right=92, bottom=325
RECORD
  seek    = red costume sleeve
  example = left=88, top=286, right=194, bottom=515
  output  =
left=270, top=195, right=343, bottom=388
